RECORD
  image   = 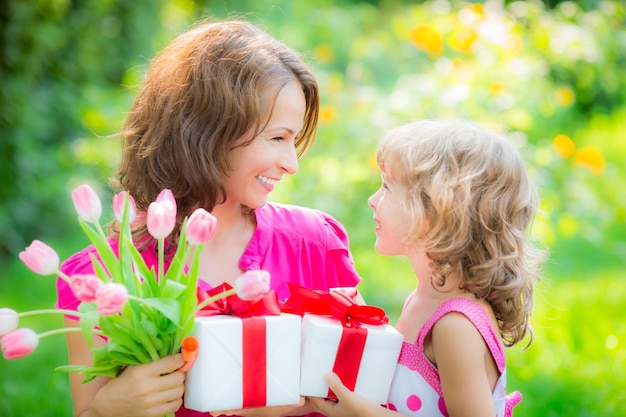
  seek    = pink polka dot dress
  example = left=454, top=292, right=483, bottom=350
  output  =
left=385, top=298, right=522, bottom=417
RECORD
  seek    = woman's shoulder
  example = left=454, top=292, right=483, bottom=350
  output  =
left=60, top=244, right=100, bottom=276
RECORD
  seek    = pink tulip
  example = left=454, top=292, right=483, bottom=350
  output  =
left=112, top=191, right=137, bottom=224
left=1, top=328, right=39, bottom=359
left=234, top=270, right=271, bottom=301
left=0, top=308, right=19, bottom=337
left=186, top=209, right=218, bottom=245
left=156, top=188, right=177, bottom=209
left=19, top=240, right=60, bottom=276
left=95, top=283, right=128, bottom=315
left=147, top=201, right=177, bottom=240
left=69, top=274, right=103, bottom=303
left=71, top=184, right=102, bottom=223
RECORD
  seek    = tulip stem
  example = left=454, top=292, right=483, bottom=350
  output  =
left=158, top=238, right=165, bottom=289
left=18, top=309, right=84, bottom=319
left=182, top=288, right=237, bottom=330
left=38, top=327, right=104, bottom=339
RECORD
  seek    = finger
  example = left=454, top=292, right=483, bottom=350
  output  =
left=145, top=382, right=185, bottom=404
left=324, top=372, right=349, bottom=399
left=309, top=396, right=337, bottom=415
left=177, top=336, right=199, bottom=372
left=148, top=353, right=185, bottom=375
left=158, top=367, right=186, bottom=389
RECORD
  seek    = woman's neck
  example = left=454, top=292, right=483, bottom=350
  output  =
left=206, top=202, right=254, bottom=244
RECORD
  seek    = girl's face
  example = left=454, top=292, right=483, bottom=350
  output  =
left=223, top=80, right=306, bottom=209
left=368, top=171, right=409, bottom=256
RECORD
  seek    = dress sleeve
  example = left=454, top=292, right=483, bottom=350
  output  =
left=318, top=212, right=362, bottom=289
left=56, top=245, right=99, bottom=311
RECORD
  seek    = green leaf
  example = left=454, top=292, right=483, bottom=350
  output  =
left=161, top=279, right=187, bottom=300
left=164, top=219, right=189, bottom=285
left=98, top=316, right=152, bottom=363
left=107, top=348, right=144, bottom=365
left=125, top=235, right=159, bottom=297
left=56, top=362, right=122, bottom=382
left=78, top=218, right=119, bottom=276
left=140, top=297, right=182, bottom=325
left=76, top=307, right=99, bottom=348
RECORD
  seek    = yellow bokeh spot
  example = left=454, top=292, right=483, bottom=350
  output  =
left=319, top=106, right=337, bottom=124
left=534, top=147, right=552, bottom=166
left=409, top=23, right=443, bottom=56
left=504, top=34, right=523, bottom=52
left=507, top=108, right=533, bottom=131
left=466, top=3, right=486, bottom=18
left=450, top=27, right=477, bottom=53
left=490, top=81, right=506, bottom=96
left=557, top=213, right=579, bottom=237
left=554, top=86, right=575, bottom=107
left=367, top=154, right=378, bottom=170
left=314, top=44, right=334, bottom=64
left=553, top=134, right=575, bottom=158
left=574, top=146, right=605, bottom=174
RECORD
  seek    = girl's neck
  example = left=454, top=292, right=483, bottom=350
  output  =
left=408, top=251, right=466, bottom=299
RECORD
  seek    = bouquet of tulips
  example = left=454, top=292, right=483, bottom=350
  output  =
left=0, top=184, right=271, bottom=385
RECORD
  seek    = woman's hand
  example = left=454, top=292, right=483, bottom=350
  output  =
left=85, top=354, right=186, bottom=417
left=215, top=396, right=308, bottom=417
left=309, top=373, right=396, bottom=417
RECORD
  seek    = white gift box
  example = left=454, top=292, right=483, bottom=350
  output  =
left=184, top=313, right=302, bottom=412
left=299, top=313, right=404, bottom=404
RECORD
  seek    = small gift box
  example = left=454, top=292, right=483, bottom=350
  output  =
left=283, top=283, right=403, bottom=404
left=184, top=285, right=302, bottom=412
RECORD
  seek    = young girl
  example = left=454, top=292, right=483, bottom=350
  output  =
left=57, top=18, right=360, bottom=417
left=310, top=119, right=545, bottom=417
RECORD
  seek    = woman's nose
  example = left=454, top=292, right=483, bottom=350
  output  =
left=280, top=145, right=299, bottom=174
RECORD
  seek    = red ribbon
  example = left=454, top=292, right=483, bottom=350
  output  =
left=195, top=283, right=281, bottom=318
left=282, top=283, right=389, bottom=326
left=282, top=283, right=389, bottom=399
left=242, top=317, right=267, bottom=408
left=195, top=283, right=281, bottom=407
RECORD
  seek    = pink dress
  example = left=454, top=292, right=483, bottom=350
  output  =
left=386, top=298, right=522, bottom=417
left=57, top=202, right=361, bottom=417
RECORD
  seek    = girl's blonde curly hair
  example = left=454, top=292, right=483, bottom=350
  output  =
left=377, top=119, right=545, bottom=347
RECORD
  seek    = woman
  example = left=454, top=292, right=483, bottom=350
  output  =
left=57, top=19, right=361, bottom=417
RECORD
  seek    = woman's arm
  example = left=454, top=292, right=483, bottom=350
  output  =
left=64, top=317, right=186, bottom=417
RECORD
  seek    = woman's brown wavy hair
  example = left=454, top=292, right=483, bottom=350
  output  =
left=111, top=18, right=319, bottom=249
left=377, top=119, right=545, bottom=347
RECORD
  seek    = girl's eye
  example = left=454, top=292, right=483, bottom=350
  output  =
left=271, top=136, right=284, bottom=142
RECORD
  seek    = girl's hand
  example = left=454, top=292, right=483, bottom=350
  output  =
left=87, top=354, right=186, bottom=417
left=309, top=373, right=384, bottom=417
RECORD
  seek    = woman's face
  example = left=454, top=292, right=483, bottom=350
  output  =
left=223, top=80, right=306, bottom=209
left=368, top=171, right=409, bottom=256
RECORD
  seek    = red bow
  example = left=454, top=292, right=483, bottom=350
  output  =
left=195, top=283, right=281, bottom=317
left=282, top=283, right=388, bottom=327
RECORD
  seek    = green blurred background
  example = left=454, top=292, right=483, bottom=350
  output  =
left=1, top=0, right=624, bottom=415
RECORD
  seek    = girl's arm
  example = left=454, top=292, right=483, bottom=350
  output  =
left=309, top=373, right=408, bottom=417
left=64, top=317, right=186, bottom=417
left=431, top=312, right=498, bottom=417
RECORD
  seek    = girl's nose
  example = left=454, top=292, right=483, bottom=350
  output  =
left=367, top=193, right=376, bottom=209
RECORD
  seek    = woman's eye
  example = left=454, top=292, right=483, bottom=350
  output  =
left=271, top=136, right=284, bottom=142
